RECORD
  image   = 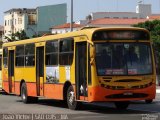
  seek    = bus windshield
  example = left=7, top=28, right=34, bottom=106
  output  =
left=95, top=43, right=152, bottom=76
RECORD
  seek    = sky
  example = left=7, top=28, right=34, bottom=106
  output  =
left=0, top=0, right=160, bottom=25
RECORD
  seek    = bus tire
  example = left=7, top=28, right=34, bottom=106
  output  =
left=115, top=101, right=130, bottom=110
left=145, top=99, right=153, bottom=104
left=21, top=82, right=31, bottom=103
left=67, top=85, right=80, bottom=110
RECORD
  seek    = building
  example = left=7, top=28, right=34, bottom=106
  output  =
left=51, top=23, right=83, bottom=34
left=83, top=3, right=160, bottom=27
left=87, top=18, right=151, bottom=27
left=75, top=20, right=88, bottom=25
left=0, top=25, right=4, bottom=41
left=50, top=3, right=160, bottom=34
left=4, top=8, right=36, bottom=40
left=36, top=4, right=67, bottom=35
left=4, top=3, right=67, bottom=40
left=89, top=4, right=151, bottom=20
left=148, top=14, right=160, bottom=19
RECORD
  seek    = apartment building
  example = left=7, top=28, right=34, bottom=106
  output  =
left=4, top=3, right=67, bottom=40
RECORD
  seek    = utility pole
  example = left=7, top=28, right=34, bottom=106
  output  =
left=70, top=0, right=73, bottom=32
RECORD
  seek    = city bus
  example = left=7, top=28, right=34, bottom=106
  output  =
left=2, top=27, right=156, bottom=110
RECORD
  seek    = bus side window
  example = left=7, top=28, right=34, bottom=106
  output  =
left=46, top=40, right=58, bottom=66
left=3, top=48, right=8, bottom=68
left=25, top=43, right=35, bottom=66
left=16, top=45, right=25, bottom=66
left=59, top=38, right=74, bottom=65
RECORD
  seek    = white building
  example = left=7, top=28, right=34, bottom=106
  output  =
left=4, top=8, right=36, bottom=40
left=89, top=4, right=152, bottom=20
left=51, top=23, right=83, bottom=34
left=3, top=4, right=67, bottom=41
left=75, top=20, right=88, bottom=25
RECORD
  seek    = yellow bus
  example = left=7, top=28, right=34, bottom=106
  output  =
left=2, top=27, right=156, bottom=110
left=0, top=49, right=2, bottom=89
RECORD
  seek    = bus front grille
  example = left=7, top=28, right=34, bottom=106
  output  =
left=114, top=79, right=141, bottom=82
left=105, top=93, right=148, bottom=99
left=100, top=82, right=152, bottom=90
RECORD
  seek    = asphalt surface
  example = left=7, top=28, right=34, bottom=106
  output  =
left=0, top=91, right=160, bottom=120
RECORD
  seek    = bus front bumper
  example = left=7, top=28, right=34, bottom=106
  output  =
left=88, top=84, right=156, bottom=102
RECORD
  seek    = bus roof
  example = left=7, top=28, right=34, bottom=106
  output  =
left=2, top=27, right=149, bottom=47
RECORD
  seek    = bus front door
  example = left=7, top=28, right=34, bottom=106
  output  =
left=76, top=42, right=88, bottom=100
left=36, top=47, right=44, bottom=96
left=8, top=50, right=15, bottom=93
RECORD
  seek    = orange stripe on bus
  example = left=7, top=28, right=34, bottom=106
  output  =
left=14, top=82, right=20, bottom=95
left=2, top=81, right=9, bottom=93
left=26, top=83, right=37, bottom=97
left=44, top=84, right=63, bottom=100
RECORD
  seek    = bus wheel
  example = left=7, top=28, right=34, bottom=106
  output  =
left=67, top=85, right=80, bottom=110
left=115, top=101, right=130, bottom=110
left=145, top=99, right=153, bottom=104
left=21, top=82, right=30, bottom=103
left=21, top=83, right=38, bottom=103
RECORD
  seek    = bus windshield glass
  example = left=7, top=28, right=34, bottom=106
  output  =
left=95, top=43, right=152, bottom=76
left=92, top=30, right=150, bottom=40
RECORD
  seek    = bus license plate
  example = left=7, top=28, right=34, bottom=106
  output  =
left=123, top=92, right=133, bottom=95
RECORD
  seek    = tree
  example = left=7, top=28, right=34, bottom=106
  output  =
left=133, top=20, right=160, bottom=74
left=4, top=30, right=29, bottom=42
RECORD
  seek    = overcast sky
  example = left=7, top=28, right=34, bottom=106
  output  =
left=0, top=0, right=160, bottom=25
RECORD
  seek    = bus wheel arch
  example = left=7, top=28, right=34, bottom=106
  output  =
left=20, top=80, right=38, bottom=103
left=66, top=85, right=81, bottom=110
left=20, top=81, right=29, bottom=103
left=63, top=81, right=72, bottom=101
left=63, top=81, right=81, bottom=110
left=20, top=79, right=25, bottom=96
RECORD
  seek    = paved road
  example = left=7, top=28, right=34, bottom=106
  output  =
left=0, top=91, right=160, bottom=120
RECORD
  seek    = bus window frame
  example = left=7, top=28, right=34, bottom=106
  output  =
left=94, top=42, right=154, bottom=76
left=3, top=47, right=8, bottom=68
left=24, top=43, right=35, bottom=67
left=92, top=30, right=150, bottom=41
left=45, top=40, right=59, bottom=66
left=15, top=45, right=25, bottom=67
left=59, top=38, right=74, bottom=66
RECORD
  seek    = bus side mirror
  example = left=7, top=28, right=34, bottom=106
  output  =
left=90, top=44, right=95, bottom=65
